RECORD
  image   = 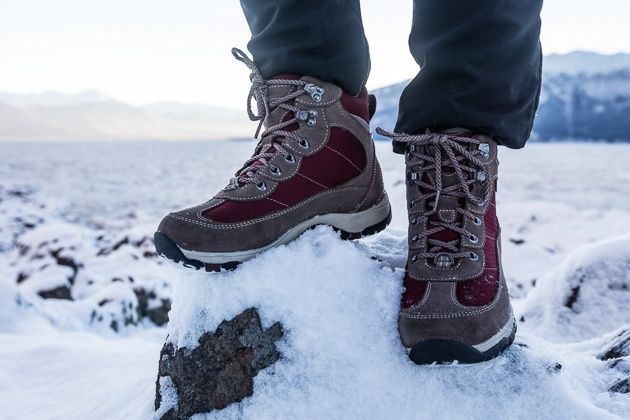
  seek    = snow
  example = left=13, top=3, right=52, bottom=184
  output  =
left=1, top=140, right=629, bottom=419
left=543, top=52, right=630, bottom=76
left=167, top=228, right=627, bottom=419
left=518, top=234, right=630, bottom=343
left=0, top=330, right=163, bottom=420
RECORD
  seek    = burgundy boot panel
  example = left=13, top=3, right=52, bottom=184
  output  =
left=402, top=273, right=428, bottom=309
left=203, top=198, right=287, bottom=224
left=340, top=87, right=370, bottom=122
left=203, top=128, right=366, bottom=223
left=294, top=128, right=365, bottom=190
left=324, top=127, right=367, bottom=172
left=269, top=172, right=326, bottom=205
left=455, top=193, right=500, bottom=307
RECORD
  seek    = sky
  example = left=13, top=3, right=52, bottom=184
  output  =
left=1, top=0, right=630, bottom=109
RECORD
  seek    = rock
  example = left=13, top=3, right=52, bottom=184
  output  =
left=519, top=234, right=630, bottom=342
left=609, top=377, right=630, bottom=394
left=49, top=248, right=82, bottom=284
left=599, top=328, right=630, bottom=361
left=597, top=328, right=630, bottom=394
left=38, top=285, right=72, bottom=300
left=135, top=288, right=171, bottom=326
left=155, top=307, right=283, bottom=419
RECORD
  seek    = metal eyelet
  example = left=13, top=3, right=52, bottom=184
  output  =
left=411, top=235, right=419, bottom=242
left=410, top=217, right=417, bottom=225
left=285, top=154, right=295, bottom=163
left=411, top=254, right=418, bottom=263
left=408, top=200, right=415, bottom=209
left=295, top=110, right=308, bottom=120
left=473, top=217, right=482, bottom=226
left=469, top=234, right=479, bottom=244
left=270, top=165, right=282, bottom=176
left=256, top=181, right=267, bottom=191
left=304, top=83, right=325, bottom=102
left=469, top=252, right=479, bottom=261
left=476, top=171, right=487, bottom=182
left=299, top=139, right=310, bottom=149
left=478, top=143, right=490, bottom=160
left=296, top=109, right=318, bottom=127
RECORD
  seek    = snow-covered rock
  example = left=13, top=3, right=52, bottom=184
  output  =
left=0, top=186, right=176, bottom=333
left=154, top=227, right=629, bottom=418
left=518, top=234, right=630, bottom=343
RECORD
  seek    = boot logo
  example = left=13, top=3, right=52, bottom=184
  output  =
left=434, top=253, right=455, bottom=268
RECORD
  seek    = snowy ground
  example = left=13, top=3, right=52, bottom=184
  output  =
left=0, top=140, right=629, bottom=419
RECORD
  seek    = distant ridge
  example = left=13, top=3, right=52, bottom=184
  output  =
left=0, top=91, right=251, bottom=141
left=2, top=52, right=630, bottom=142
left=371, top=51, right=630, bottom=142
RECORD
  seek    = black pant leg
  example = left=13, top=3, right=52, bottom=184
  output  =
left=394, top=0, right=543, bottom=150
left=239, top=0, right=370, bottom=95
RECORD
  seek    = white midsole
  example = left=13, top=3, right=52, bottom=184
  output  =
left=473, top=313, right=516, bottom=353
left=402, top=313, right=516, bottom=361
left=179, top=193, right=391, bottom=264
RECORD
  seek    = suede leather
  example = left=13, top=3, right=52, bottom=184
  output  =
left=399, top=232, right=512, bottom=347
left=159, top=187, right=370, bottom=252
left=398, top=274, right=511, bottom=347
left=157, top=76, right=386, bottom=253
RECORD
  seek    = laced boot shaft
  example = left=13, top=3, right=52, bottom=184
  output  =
left=377, top=128, right=493, bottom=273
left=377, top=128, right=514, bottom=364
left=155, top=49, right=390, bottom=271
left=226, top=49, right=327, bottom=191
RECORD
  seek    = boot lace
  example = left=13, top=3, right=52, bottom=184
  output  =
left=376, top=128, right=491, bottom=264
left=225, top=48, right=320, bottom=191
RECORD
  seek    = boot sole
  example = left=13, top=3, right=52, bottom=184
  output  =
left=154, top=194, right=391, bottom=272
left=407, top=316, right=517, bottom=365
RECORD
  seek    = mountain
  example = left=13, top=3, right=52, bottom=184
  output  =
left=543, top=51, right=630, bottom=75
left=0, top=91, right=251, bottom=141
left=372, top=51, right=630, bottom=142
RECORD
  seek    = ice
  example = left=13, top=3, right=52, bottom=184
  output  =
left=1, top=141, right=629, bottom=418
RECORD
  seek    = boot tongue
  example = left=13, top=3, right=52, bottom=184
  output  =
left=238, top=74, right=303, bottom=180
left=261, top=74, right=303, bottom=129
left=423, top=131, right=477, bottom=261
left=427, top=166, right=461, bottom=248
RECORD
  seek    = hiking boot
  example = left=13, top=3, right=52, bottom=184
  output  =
left=155, top=49, right=391, bottom=271
left=377, top=128, right=515, bottom=364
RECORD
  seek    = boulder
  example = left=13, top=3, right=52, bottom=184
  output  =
left=155, top=307, right=283, bottom=419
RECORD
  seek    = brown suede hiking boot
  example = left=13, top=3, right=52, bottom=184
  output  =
left=154, top=49, right=391, bottom=271
left=377, top=128, right=515, bottom=364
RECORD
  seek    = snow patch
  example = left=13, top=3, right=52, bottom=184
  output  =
left=519, top=234, right=630, bottom=343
